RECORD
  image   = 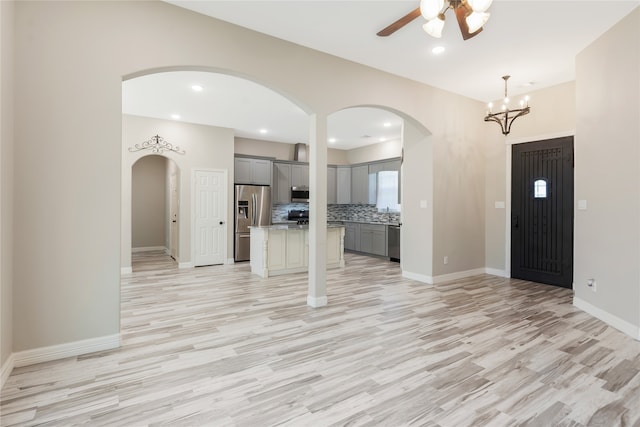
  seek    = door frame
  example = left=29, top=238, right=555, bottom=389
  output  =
left=191, top=168, right=228, bottom=267
left=504, top=130, right=575, bottom=279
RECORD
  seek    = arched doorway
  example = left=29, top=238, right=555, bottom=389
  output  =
left=131, top=154, right=180, bottom=271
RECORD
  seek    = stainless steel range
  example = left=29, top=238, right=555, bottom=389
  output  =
left=287, top=209, right=309, bottom=225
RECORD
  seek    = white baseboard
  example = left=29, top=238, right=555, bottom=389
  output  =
left=573, top=297, right=640, bottom=341
left=132, top=246, right=167, bottom=253
left=432, top=268, right=486, bottom=284
left=485, top=268, right=508, bottom=278
left=402, top=270, right=434, bottom=285
left=179, top=262, right=193, bottom=269
left=1, top=352, right=15, bottom=389
left=12, top=333, right=121, bottom=368
left=307, top=295, right=328, bottom=308
left=121, top=266, right=133, bottom=275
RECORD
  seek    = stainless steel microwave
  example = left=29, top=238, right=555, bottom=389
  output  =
left=291, top=186, right=309, bottom=203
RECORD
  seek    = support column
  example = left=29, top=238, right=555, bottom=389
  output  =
left=307, top=113, right=328, bottom=307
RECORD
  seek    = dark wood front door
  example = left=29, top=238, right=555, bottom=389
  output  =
left=511, top=137, right=574, bottom=288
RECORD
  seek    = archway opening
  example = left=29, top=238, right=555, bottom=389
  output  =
left=131, top=154, right=180, bottom=272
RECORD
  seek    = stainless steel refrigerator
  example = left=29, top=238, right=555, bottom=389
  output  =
left=234, top=185, right=271, bottom=261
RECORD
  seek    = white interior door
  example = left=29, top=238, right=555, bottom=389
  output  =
left=169, top=171, right=179, bottom=260
left=193, top=170, right=226, bottom=266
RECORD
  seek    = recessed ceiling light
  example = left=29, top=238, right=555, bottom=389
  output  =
left=171, top=114, right=181, bottom=120
left=383, top=122, right=391, bottom=127
left=191, top=84, right=204, bottom=92
left=379, top=137, right=387, bottom=142
left=432, top=46, right=445, bottom=55
left=521, top=81, right=536, bottom=87
left=259, top=129, right=268, bottom=134
left=328, top=138, right=337, bottom=143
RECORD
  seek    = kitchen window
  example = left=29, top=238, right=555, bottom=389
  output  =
left=376, top=170, right=400, bottom=212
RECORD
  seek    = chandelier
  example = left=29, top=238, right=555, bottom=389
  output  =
left=484, top=76, right=531, bottom=136
left=420, top=0, right=493, bottom=39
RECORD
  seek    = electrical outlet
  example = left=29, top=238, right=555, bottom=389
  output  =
left=443, top=256, right=448, bottom=265
left=587, top=279, right=597, bottom=292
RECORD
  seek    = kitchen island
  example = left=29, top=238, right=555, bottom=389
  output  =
left=249, top=224, right=345, bottom=278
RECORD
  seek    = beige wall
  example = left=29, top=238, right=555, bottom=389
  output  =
left=432, top=91, right=488, bottom=276
left=122, top=114, right=235, bottom=269
left=574, top=8, right=640, bottom=330
left=401, top=120, right=433, bottom=280
left=131, top=155, right=167, bottom=249
left=238, top=134, right=399, bottom=166
left=1, top=0, right=14, bottom=369
left=346, top=139, right=402, bottom=165
left=235, top=137, right=294, bottom=161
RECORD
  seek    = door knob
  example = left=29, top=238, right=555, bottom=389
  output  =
left=219, top=221, right=224, bottom=225
left=172, top=220, right=177, bottom=223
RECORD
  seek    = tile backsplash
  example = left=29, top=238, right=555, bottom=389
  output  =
left=272, top=203, right=400, bottom=223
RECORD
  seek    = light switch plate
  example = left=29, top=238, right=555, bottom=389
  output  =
left=578, top=200, right=587, bottom=210
left=420, top=200, right=427, bottom=209
left=495, top=201, right=505, bottom=209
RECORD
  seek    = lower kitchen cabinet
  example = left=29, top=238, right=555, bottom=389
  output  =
left=359, top=224, right=387, bottom=257
left=344, top=222, right=359, bottom=251
left=343, top=222, right=387, bottom=257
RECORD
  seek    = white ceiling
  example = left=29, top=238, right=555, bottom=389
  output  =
left=123, top=1, right=638, bottom=150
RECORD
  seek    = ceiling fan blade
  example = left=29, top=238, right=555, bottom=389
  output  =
left=454, top=5, right=482, bottom=40
left=377, top=8, right=421, bottom=37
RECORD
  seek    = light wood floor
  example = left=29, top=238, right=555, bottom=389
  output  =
left=2, top=251, right=640, bottom=426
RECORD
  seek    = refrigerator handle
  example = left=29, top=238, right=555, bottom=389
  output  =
left=252, top=194, right=257, bottom=226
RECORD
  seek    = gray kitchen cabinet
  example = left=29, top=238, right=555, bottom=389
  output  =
left=336, top=166, right=351, bottom=204
left=234, top=157, right=272, bottom=185
left=273, top=161, right=310, bottom=204
left=351, top=165, right=369, bottom=204
left=327, top=166, right=337, bottom=204
left=368, top=161, right=386, bottom=175
left=344, top=222, right=359, bottom=251
left=359, top=224, right=387, bottom=256
left=291, top=163, right=309, bottom=188
left=272, top=162, right=292, bottom=204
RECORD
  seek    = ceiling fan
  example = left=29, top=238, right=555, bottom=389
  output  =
left=377, top=0, right=493, bottom=40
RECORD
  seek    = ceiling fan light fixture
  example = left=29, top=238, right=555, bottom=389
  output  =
left=420, top=0, right=445, bottom=21
left=466, top=11, right=489, bottom=34
left=466, top=0, right=493, bottom=13
left=423, top=16, right=445, bottom=38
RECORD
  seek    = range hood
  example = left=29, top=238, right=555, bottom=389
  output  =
left=293, top=143, right=308, bottom=162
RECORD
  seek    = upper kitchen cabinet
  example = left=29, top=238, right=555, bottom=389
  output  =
left=351, top=165, right=370, bottom=204
left=234, top=157, right=272, bottom=185
left=272, top=161, right=310, bottom=204
left=291, top=163, right=309, bottom=188
left=273, top=162, right=292, bottom=204
left=327, top=166, right=337, bottom=205
left=337, top=166, right=351, bottom=204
